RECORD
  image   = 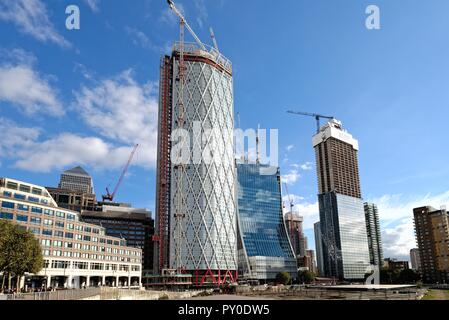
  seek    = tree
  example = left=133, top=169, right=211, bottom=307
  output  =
left=298, top=270, right=316, bottom=284
left=0, top=220, right=43, bottom=291
left=398, top=269, right=421, bottom=284
left=275, top=272, right=291, bottom=285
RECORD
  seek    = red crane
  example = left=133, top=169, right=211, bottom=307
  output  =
left=102, top=144, right=139, bottom=202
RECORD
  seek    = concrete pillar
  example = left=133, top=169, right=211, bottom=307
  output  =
left=116, top=276, right=119, bottom=288
left=102, top=276, right=106, bottom=286
left=67, top=276, right=73, bottom=289
left=128, top=276, right=131, bottom=288
left=86, top=276, right=90, bottom=288
left=18, top=276, right=25, bottom=291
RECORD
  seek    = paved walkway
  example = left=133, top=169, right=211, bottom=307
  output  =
left=190, top=294, right=275, bottom=300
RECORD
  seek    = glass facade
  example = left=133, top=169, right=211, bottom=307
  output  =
left=318, top=192, right=370, bottom=280
left=236, top=162, right=297, bottom=281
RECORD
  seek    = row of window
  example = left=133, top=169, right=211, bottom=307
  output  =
left=41, top=249, right=140, bottom=263
left=3, top=191, right=49, bottom=205
left=40, top=239, right=139, bottom=256
left=5, top=181, right=43, bottom=196
left=44, top=259, right=140, bottom=271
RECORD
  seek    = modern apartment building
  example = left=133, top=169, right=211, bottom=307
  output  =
left=58, top=166, right=94, bottom=194
left=236, top=162, right=297, bottom=282
left=413, top=206, right=449, bottom=283
left=364, top=202, right=384, bottom=267
left=313, top=119, right=370, bottom=280
left=0, top=178, right=142, bottom=289
left=81, top=205, right=154, bottom=272
left=153, top=42, right=237, bottom=284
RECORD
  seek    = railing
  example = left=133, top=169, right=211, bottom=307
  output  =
left=1, top=288, right=101, bottom=301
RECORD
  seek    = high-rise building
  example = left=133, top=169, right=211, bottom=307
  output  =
left=413, top=206, right=449, bottom=283
left=313, top=119, right=370, bottom=280
left=0, top=178, right=142, bottom=289
left=58, top=166, right=94, bottom=194
left=383, top=258, right=409, bottom=271
left=298, top=250, right=317, bottom=274
left=153, top=43, right=237, bottom=283
left=284, top=212, right=308, bottom=257
left=364, top=202, right=383, bottom=267
left=81, top=205, right=154, bottom=272
left=410, top=248, right=421, bottom=272
left=236, top=162, right=297, bottom=282
left=47, top=187, right=97, bottom=213
left=314, top=221, right=324, bottom=276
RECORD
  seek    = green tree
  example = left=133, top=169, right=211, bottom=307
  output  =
left=298, top=270, right=316, bottom=284
left=0, top=220, right=43, bottom=291
left=398, top=269, right=421, bottom=284
left=275, top=272, right=291, bottom=285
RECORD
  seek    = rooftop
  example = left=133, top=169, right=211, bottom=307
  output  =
left=63, top=166, right=91, bottom=177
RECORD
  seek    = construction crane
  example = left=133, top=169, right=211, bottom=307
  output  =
left=209, top=27, right=219, bottom=52
left=167, top=0, right=206, bottom=51
left=287, top=110, right=334, bottom=133
left=102, top=144, right=139, bottom=202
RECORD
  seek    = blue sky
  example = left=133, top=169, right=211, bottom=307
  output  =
left=1, top=0, right=449, bottom=261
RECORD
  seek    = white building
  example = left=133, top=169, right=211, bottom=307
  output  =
left=0, top=178, right=141, bottom=289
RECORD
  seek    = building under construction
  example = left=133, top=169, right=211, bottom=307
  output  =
left=153, top=0, right=237, bottom=286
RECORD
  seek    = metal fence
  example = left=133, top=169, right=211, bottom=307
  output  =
left=1, top=288, right=101, bottom=301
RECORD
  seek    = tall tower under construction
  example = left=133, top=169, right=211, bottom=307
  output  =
left=153, top=6, right=237, bottom=283
left=313, top=119, right=370, bottom=280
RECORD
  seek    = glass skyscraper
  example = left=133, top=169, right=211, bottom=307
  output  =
left=236, top=161, right=297, bottom=281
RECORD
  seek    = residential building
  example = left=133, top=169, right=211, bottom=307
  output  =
left=364, top=202, right=384, bottom=267
left=236, top=162, right=297, bottom=282
left=313, top=119, right=370, bottom=280
left=81, top=205, right=154, bottom=272
left=314, top=221, right=324, bottom=276
left=383, top=258, right=409, bottom=272
left=0, top=178, right=142, bottom=289
left=58, top=166, right=94, bottom=194
left=153, top=42, right=237, bottom=284
left=410, top=248, right=421, bottom=272
left=413, top=206, right=449, bottom=283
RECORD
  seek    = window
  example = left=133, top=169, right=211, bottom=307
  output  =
left=6, top=182, right=18, bottom=190
left=67, top=214, right=75, bottom=221
left=42, top=229, right=52, bottom=236
left=56, top=211, right=65, bottom=218
left=65, top=232, right=74, bottom=239
left=19, top=185, right=31, bottom=193
left=44, top=209, right=54, bottom=216
left=30, top=217, right=41, bottom=224
left=67, top=223, right=74, bottom=230
left=65, top=242, right=73, bottom=248
left=29, top=227, right=40, bottom=235
left=41, top=239, right=51, bottom=247
left=83, top=235, right=91, bottom=241
left=28, top=197, right=39, bottom=203
left=1, top=201, right=14, bottom=209
left=55, top=231, right=64, bottom=238
left=32, top=188, right=42, bottom=196
left=14, top=194, right=26, bottom=200
left=3, top=191, right=12, bottom=197
left=18, top=204, right=29, bottom=211
left=84, top=227, right=91, bottom=233
left=55, top=221, right=64, bottom=228
left=53, top=240, right=63, bottom=247
left=43, top=219, right=53, bottom=226
left=31, top=207, right=42, bottom=214
left=16, top=215, right=28, bottom=222
left=0, top=212, right=13, bottom=220
left=52, top=250, right=62, bottom=257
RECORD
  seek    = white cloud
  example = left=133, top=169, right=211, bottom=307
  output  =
left=193, top=0, right=208, bottom=28
left=282, top=194, right=319, bottom=230
left=292, top=161, right=313, bottom=171
left=369, top=190, right=449, bottom=261
left=0, top=54, right=63, bottom=116
left=0, top=118, right=41, bottom=157
left=0, top=0, right=70, bottom=48
left=160, top=3, right=185, bottom=26
left=125, top=27, right=165, bottom=53
left=281, top=169, right=301, bottom=185
left=286, top=145, right=294, bottom=152
left=84, top=0, right=100, bottom=12
left=73, top=70, right=159, bottom=168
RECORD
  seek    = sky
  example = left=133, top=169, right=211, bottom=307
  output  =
left=1, top=0, right=449, bottom=262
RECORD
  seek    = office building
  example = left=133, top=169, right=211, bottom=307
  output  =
left=236, top=162, right=297, bottom=282
left=58, top=166, right=94, bottom=194
left=410, top=248, right=421, bottom=272
left=81, top=205, right=154, bottom=272
left=413, top=206, right=449, bottom=283
left=285, top=212, right=308, bottom=257
left=313, top=119, right=370, bottom=280
left=364, top=202, right=384, bottom=266
left=298, top=250, right=317, bottom=274
left=0, top=178, right=142, bottom=289
left=314, top=221, right=324, bottom=276
left=153, top=42, right=237, bottom=283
